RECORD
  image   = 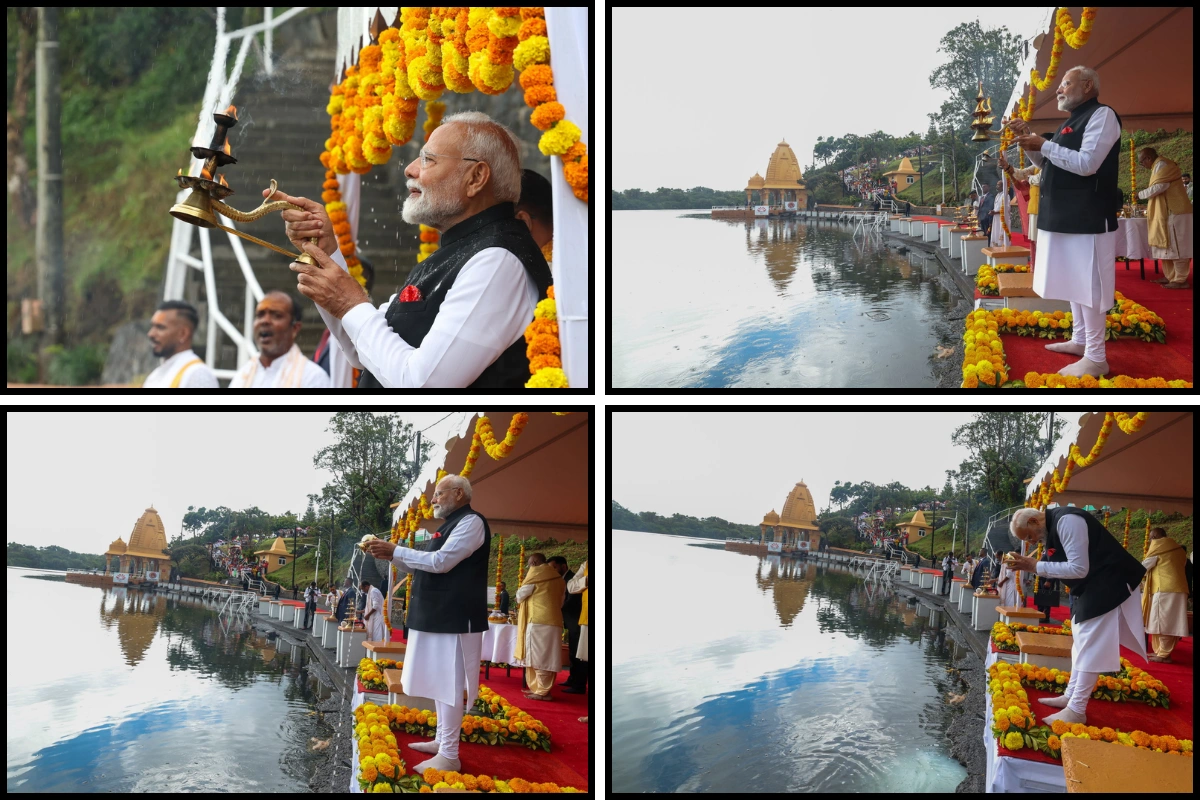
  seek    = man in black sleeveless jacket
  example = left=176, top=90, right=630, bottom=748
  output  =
left=364, top=474, right=489, bottom=774
left=1006, top=506, right=1147, bottom=726
left=273, top=111, right=552, bottom=388
left=1008, top=66, right=1123, bottom=379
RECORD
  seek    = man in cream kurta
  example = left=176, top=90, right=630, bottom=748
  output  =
left=1008, top=507, right=1147, bottom=725
left=364, top=475, right=487, bottom=774
left=567, top=560, right=588, bottom=662
left=514, top=554, right=565, bottom=700
left=1137, top=148, right=1193, bottom=289
left=1141, top=527, right=1189, bottom=662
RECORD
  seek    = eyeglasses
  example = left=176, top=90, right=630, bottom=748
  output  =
left=419, top=150, right=482, bottom=169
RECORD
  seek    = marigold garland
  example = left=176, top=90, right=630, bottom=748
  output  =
left=1025, top=414, right=1155, bottom=509
left=976, top=263, right=1030, bottom=296
left=517, top=541, right=526, bottom=585
left=1130, top=137, right=1138, bottom=209
left=1057, top=7, right=1098, bottom=50
left=1031, top=542, right=1043, bottom=593
left=441, top=7, right=474, bottom=94
left=417, top=223, right=440, bottom=263
left=524, top=284, right=565, bottom=387
left=469, top=7, right=518, bottom=95
left=1031, top=24, right=1065, bottom=92
left=458, top=414, right=530, bottom=479
left=1143, top=514, right=1151, bottom=558
left=494, top=534, right=504, bottom=609
left=316, top=168, right=365, bottom=287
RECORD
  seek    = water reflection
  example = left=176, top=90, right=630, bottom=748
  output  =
left=611, top=210, right=953, bottom=388
left=613, top=531, right=966, bottom=793
left=8, top=571, right=330, bottom=792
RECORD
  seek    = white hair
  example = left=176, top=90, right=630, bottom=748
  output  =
left=442, top=111, right=522, bottom=203
left=1010, top=508, right=1045, bottom=535
left=437, top=473, right=472, bottom=501
left=1065, top=66, right=1101, bottom=94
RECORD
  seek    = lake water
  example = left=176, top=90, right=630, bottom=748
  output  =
left=612, top=530, right=968, bottom=793
left=6, top=568, right=331, bottom=792
left=612, top=210, right=953, bottom=388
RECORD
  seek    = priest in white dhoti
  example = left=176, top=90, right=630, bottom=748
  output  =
left=514, top=553, right=565, bottom=701
left=989, top=180, right=1009, bottom=248
left=360, top=579, right=387, bottom=644
left=364, top=474, right=489, bottom=773
left=1008, top=66, right=1124, bottom=378
left=1141, top=527, right=1189, bottom=662
left=1137, top=147, right=1193, bottom=289
left=995, top=559, right=1019, bottom=608
left=1007, top=507, right=1147, bottom=725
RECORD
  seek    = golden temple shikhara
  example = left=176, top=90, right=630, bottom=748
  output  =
left=713, top=139, right=808, bottom=219
left=759, top=480, right=820, bottom=553
left=104, top=506, right=173, bottom=577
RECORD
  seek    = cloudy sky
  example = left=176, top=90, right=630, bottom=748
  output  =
left=613, top=8, right=1050, bottom=191
left=612, top=411, right=1076, bottom=525
left=6, top=412, right=465, bottom=553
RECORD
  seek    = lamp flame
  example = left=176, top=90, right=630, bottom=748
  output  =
left=200, top=163, right=214, bottom=181
left=177, top=168, right=184, bottom=178
left=224, top=104, right=238, bottom=121
left=223, top=139, right=232, bottom=157
left=218, top=174, right=229, bottom=188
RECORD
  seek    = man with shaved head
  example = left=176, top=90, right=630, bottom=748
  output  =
left=143, top=300, right=218, bottom=388
left=268, top=111, right=552, bottom=388
left=364, top=474, right=491, bottom=773
left=228, top=290, right=330, bottom=388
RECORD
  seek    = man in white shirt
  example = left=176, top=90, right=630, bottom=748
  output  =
left=228, top=291, right=330, bottom=388
left=267, top=111, right=552, bottom=388
left=1009, top=66, right=1123, bottom=378
left=364, top=475, right=491, bottom=773
left=361, top=579, right=387, bottom=643
left=142, top=300, right=219, bottom=388
left=1007, top=507, right=1147, bottom=725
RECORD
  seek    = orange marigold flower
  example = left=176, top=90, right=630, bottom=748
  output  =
left=420, top=229, right=439, bottom=243
left=520, top=7, right=545, bottom=20
left=530, top=101, right=566, bottom=131
left=524, top=84, right=558, bottom=108
left=519, top=64, right=554, bottom=89
left=519, top=17, right=547, bottom=40
left=529, top=353, right=562, bottom=373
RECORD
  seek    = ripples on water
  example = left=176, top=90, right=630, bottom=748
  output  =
left=613, top=531, right=967, bottom=793
left=612, top=210, right=951, bottom=388
left=7, top=569, right=331, bottom=793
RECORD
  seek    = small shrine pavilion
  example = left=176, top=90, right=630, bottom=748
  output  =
left=883, top=157, right=921, bottom=189
left=745, top=140, right=808, bottom=213
left=103, top=506, right=172, bottom=577
left=896, top=509, right=932, bottom=544
left=254, top=536, right=294, bottom=571
left=759, top=480, right=821, bottom=553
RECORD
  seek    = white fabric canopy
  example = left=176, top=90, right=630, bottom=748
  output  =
left=394, top=411, right=589, bottom=543
left=1026, top=412, right=1193, bottom=514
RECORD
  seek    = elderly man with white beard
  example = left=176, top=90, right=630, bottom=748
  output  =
left=1006, top=507, right=1147, bottom=725
left=265, top=111, right=552, bottom=388
left=363, top=475, right=490, bottom=774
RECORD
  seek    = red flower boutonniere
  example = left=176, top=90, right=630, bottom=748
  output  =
left=398, top=285, right=423, bottom=302
left=1060, top=126, right=1073, bottom=135
left=1046, top=548, right=1056, bottom=558
left=432, top=532, right=443, bottom=539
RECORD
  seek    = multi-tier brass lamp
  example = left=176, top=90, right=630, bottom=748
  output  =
left=170, top=105, right=318, bottom=265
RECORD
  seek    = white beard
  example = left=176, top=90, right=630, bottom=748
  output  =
left=402, top=182, right=465, bottom=229
left=432, top=503, right=447, bottom=518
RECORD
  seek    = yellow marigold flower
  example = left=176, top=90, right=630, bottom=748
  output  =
left=513, top=35, right=550, bottom=71
left=1004, top=731, right=1024, bottom=750
left=534, top=297, right=556, bottom=321
left=372, top=783, right=394, bottom=793
left=526, top=367, right=568, bottom=388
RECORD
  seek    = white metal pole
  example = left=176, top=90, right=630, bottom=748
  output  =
left=241, top=283, right=253, bottom=367
left=199, top=227, right=218, bottom=367
left=264, top=7, right=273, bottom=75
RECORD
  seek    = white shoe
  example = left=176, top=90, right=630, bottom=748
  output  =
left=413, top=754, right=461, bottom=773
left=408, top=740, right=440, bottom=753
left=1043, top=707, right=1086, bottom=726
left=1039, top=694, right=1069, bottom=708
left=1044, top=339, right=1085, bottom=355
left=1058, top=357, right=1108, bottom=377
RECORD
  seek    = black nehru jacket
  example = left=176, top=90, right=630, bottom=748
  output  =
left=1037, top=97, right=1124, bottom=235
left=358, top=202, right=551, bottom=389
left=1043, top=506, right=1145, bottom=623
left=404, top=503, right=492, bottom=634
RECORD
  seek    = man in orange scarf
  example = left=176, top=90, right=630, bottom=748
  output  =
left=514, top=552, right=565, bottom=700
left=1138, top=147, right=1193, bottom=289
left=1141, top=527, right=1189, bottom=662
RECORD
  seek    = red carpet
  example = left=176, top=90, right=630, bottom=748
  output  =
left=992, top=599, right=1194, bottom=765
left=383, top=626, right=591, bottom=789
left=991, top=267, right=1193, bottom=383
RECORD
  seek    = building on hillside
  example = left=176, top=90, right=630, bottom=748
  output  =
left=883, top=157, right=921, bottom=189
left=714, top=140, right=808, bottom=220
left=254, top=536, right=294, bottom=571
left=896, top=509, right=931, bottom=544
left=758, top=480, right=821, bottom=553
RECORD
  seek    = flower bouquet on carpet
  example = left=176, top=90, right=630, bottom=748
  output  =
left=358, top=657, right=402, bottom=692
left=414, top=766, right=584, bottom=793
left=354, top=713, right=407, bottom=792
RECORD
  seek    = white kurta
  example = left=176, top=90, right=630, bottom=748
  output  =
left=364, top=585, right=387, bottom=642
left=228, top=344, right=330, bottom=388
left=990, top=192, right=1007, bottom=247
left=1141, top=555, right=1191, bottom=636
left=1028, top=106, right=1122, bottom=309
left=997, top=563, right=1019, bottom=608
left=319, top=245, right=538, bottom=388
left=566, top=562, right=588, bottom=661
left=514, top=583, right=562, bottom=672
left=1138, top=171, right=1193, bottom=260
left=390, top=513, right=487, bottom=709
left=142, top=349, right=219, bottom=388
left=1035, top=514, right=1148, bottom=671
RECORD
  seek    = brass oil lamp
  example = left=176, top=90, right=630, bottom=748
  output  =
left=170, top=105, right=318, bottom=266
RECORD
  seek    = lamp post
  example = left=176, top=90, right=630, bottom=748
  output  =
left=291, top=526, right=297, bottom=596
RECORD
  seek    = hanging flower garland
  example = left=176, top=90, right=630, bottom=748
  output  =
left=383, top=23, right=419, bottom=147
left=1030, top=25, right=1065, bottom=91
left=1031, top=542, right=1043, bottom=594
left=458, top=413, right=529, bottom=479
left=1056, top=7, right=1098, bottom=50
left=1143, top=515, right=1151, bottom=558
left=417, top=224, right=440, bottom=263
left=318, top=167, right=366, bottom=287
left=1122, top=508, right=1131, bottom=549
left=494, top=534, right=504, bottom=608
left=1129, top=137, right=1138, bottom=209
left=405, top=523, right=415, bottom=617
left=513, top=8, right=588, bottom=202
left=441, top=7, right=474, bottom=93
left=517, top=540, right=526, bottom=585
left=468, top=7, right=519, bottom=95
left=523, top=285, right=565, bottom=385
left=404, top=7, right=443, bottom=101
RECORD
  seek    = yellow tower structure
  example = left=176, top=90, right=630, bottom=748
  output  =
left=743, top=140, right=808, bottom=212
left=884, top=157, right=921, bottom=189
left=759, top=480, right=820, bottom=552
left=120, top=507, right=171, bottom=577
left=896, top=509, right=932, bottom=544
